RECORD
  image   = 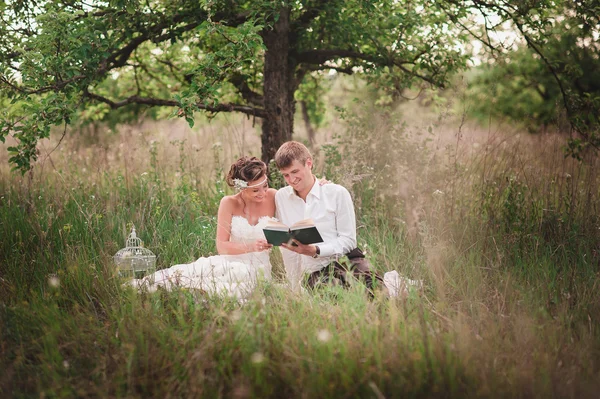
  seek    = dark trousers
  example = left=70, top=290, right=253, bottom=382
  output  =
left=304, top=248, right=385, bottom=297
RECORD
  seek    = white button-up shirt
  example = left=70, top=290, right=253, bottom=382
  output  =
left=275, top=178, right=357, bottom=288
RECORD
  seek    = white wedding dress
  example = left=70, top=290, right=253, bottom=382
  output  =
left=130, top=216, right=273, bottom=299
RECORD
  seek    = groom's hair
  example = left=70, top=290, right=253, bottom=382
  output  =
left=274, top=141, right=312, bottom=169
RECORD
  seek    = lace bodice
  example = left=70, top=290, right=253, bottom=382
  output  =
left=229, top=216, right=273, bottom=245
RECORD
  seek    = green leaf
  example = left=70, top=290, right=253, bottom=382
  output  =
left=185, top=116, right=195, bottom=128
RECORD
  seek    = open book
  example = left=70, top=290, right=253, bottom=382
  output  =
left=262, top=218, right=323, bottom=246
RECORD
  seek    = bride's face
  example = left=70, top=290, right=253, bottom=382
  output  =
left=242, top=176, right=269, bottom=203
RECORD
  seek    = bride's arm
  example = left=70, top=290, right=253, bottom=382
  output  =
left=215, top=196, right=268, bottom=255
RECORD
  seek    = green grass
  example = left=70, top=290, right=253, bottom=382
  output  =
left=1, top=111, right=600, bottom=397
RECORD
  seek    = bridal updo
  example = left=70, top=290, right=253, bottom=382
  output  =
left=226, top=156, right=267, bottom=187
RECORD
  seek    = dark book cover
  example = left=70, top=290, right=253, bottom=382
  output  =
left=263, top=220, right=323, bottom=246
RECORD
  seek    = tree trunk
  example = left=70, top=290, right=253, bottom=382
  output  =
left=261, top=7, right=295, bottom=164
left=300, top=100, right=316, bottom=148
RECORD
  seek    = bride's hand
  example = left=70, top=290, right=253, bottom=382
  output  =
left=252, top=239, right=272, bottom=252
left=318, top=176, right=331, bottom=186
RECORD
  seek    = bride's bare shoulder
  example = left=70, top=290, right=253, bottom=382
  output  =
left=219, top=194, right=243, bottom=211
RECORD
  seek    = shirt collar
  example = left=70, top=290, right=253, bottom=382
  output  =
left=307, top=176, right=321, bottom=199
left=287, top=175, right=320, bottom=199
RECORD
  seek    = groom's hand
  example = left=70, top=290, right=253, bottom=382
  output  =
left=282, top=240, right=318, bottom=257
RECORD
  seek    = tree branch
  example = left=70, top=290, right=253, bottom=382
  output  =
left=296, top=49, right=383, bottom=65
left=297, top=49, right=441, bottom=86
left=302, top=65, right=354, bottom=75
left=291, top=0, right=330, bottom=39
left=2, top=7, right=248, bottom=67
left=229, top=74, right=264, bottom=106
left=0, top=74, right=87, bottom=95
left=84, top=90, right=267, bottom=118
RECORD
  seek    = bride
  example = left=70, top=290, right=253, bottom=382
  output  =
left=131, top=156, right=275, bottom=298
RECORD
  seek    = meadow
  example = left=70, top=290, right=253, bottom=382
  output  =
left=1, top=92, right=599, bottom=397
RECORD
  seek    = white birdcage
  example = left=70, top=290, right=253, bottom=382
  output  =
left=113, top=226, right=156, bottom=281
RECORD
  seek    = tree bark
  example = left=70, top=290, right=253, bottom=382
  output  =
left=261, top=7, right=295, bottom=163
left=300, top=100, right=316, bottom=148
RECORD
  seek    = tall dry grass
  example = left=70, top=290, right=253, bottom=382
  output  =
left=1, top=95, right=599, bottom=397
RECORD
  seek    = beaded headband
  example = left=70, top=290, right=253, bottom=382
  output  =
left=233, top=177, right=268, bottom=190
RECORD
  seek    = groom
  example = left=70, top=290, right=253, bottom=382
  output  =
left=274, top=141, right=383, bottom=294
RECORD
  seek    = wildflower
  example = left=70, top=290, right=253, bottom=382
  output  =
left=432, top=189, right=444, bottom=197
left=48, top=275, right=60, bottom=288
left=63, top=360, right=70, bottom=369
left=316, top=329, right=332, bottom=343
left=250, top=352, right=265, bottom=364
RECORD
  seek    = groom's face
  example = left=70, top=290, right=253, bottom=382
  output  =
left=279, top=158, right=313, bottom=193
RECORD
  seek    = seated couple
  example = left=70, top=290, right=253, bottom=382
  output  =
left=131, top=141, right=410, bottom=298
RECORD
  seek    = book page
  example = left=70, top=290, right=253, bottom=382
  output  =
left=290, top=218, right=315, bottom=230
left=264, top=220, right=290, bottom=231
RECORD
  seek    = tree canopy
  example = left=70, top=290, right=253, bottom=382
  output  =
left=0, top=0, right=469, bottom=171
left=2, top=0, right=598, bottom=172
left=446, top=0, right=600, bottom=155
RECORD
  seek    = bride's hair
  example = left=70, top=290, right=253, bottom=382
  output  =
left=226, top=156, right=267, bottom=187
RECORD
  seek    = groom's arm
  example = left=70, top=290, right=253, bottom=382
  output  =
left=275, top=188, right=304, bottom=289
left=317, top=186, right=357, bottom=258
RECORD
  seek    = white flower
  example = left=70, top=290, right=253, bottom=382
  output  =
left=316, top=329, right=332, bottom=343
left=48, top=275, right=60, bottom=288
left=432, top=189, right=444, bottom=197
left=233, top=178, right=248, bottom=190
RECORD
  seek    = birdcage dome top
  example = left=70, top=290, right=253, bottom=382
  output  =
left=114, top=226, right=156, bottom=260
